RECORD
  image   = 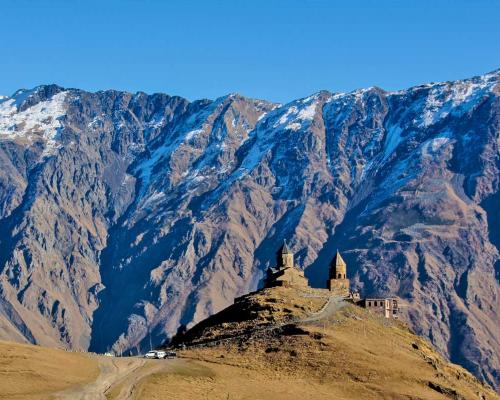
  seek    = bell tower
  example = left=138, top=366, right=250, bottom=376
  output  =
left=330, top=250, right=347, bottom=279
left=327, top=250, right=350, bottom=296
left=277, top=240, right=294, bottom=269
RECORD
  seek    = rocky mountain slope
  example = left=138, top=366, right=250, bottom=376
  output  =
left=0, top=70, right=498, bottom=388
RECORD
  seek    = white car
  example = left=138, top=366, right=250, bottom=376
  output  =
left=156, top=351, right=167, bottom=359
left=144, top=350, right=167, bottom=359
left=144, top=351, right=158, bottom=359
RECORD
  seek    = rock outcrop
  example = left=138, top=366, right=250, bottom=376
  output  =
left=0, top=70, right=498, bottom=388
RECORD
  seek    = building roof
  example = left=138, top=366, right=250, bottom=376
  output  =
left=280, top=240, right=292, bottom=255
left=332, top=250, right=346, bottom=267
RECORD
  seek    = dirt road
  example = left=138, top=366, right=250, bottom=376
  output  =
left=299, top=295, right=345, bottom=323
left=53, top=356, right=174, bottom=400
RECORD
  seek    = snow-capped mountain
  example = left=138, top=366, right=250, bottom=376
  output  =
left=0, top=71, right=498, bottom=388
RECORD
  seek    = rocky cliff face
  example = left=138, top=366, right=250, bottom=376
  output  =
left=0, top=71, right=498, bottom=388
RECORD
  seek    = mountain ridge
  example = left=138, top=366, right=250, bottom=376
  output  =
left=0, top=69, right=498, bottom=388
left=3, top=67, right=499, bottom=105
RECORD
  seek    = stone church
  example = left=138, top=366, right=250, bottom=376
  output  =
left=264, top=241, right=309, bottom=289
left=264, top=240, right=398, bottom=318
left=265, top=241, right=350, bottom=296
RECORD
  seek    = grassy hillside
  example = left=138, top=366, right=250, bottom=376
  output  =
left=0, top=287, right=497, bottom=399
left=159, top=287, right=497, bottom=400
left=0, top=340, right=98, bottom=399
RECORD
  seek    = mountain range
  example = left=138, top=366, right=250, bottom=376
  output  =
left=0, top=70, right=498, bottom=388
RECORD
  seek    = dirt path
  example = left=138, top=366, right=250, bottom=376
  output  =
left=107, top=358, right=170, bottom=400
left=184, top=295, right=347, bottom=350
left=53, top=355, right=197, bottom=400
left=299, top=295, right=345, bottom=323
left=53, top=356, right=160, bottom=400
left=52, top=297, right=346, bottom=399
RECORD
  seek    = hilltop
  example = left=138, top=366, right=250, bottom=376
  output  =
left=166, top=286, right=497, bottom=400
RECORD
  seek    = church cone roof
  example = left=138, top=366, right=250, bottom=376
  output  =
left=280, top=240, right=292, bottom=254
left=332, top=250, right=346, bottom=267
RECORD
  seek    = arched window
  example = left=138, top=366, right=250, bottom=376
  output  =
left=337, top=273, right=341, bottom=279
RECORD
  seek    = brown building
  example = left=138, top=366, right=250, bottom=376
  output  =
left=358, top=298, right=399, bottom=319
left=264, top=241, right=309, bottom=289
left=327, top=251, right=350, bottom=297
left=263, top=241, right=398, bottom=319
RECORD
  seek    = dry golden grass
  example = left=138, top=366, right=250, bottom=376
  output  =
left=146, top=288, right=498, bottom=400
left=0, top=340, right=98, bottom=400
left=0, top=287, right=497, bottom=400
left=135, top=362, right=352, bottom=400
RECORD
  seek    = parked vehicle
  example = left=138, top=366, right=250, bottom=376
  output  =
left=156, top=351, right=167, bottom=359
left=144, top=350, right=158, bottom=359
left=166, top=351, right=177, bottom=359
left=144, top=350, right=172, bottom=359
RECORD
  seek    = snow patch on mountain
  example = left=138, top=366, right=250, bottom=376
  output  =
left=185, top=129, right=204, bottom=141
left=404, top=73, right=498, bottom=128
left=286, top=122, right=302, bottom=131
left=257, top=112, right=268, bottom=122
left=273, top=95, right=319, bottom=131
left=296, top=101, right=317, bottom=120
left=275, top=106, right=297, bottom=127
left=146, top=114, right=166, bottom=129
left=134, top=103, right=217, bottom=190
left=139, top=190, right=166, bottom=211
left=201, top=97, right=322, bottom=204
left=0, top=90, right=67, bottom=156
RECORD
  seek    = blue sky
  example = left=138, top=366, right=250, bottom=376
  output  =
left=1, top=0, right=499, bottom=103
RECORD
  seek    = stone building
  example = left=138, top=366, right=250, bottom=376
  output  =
left=327, top=251, right=350, bottom=297
left=328, top=251, right=399, bottom=318
left=358, top=298, right=399, bottom=319
left=263, top=240, right=398, bottom=319
left=264, top=241, right=309, bottom=288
